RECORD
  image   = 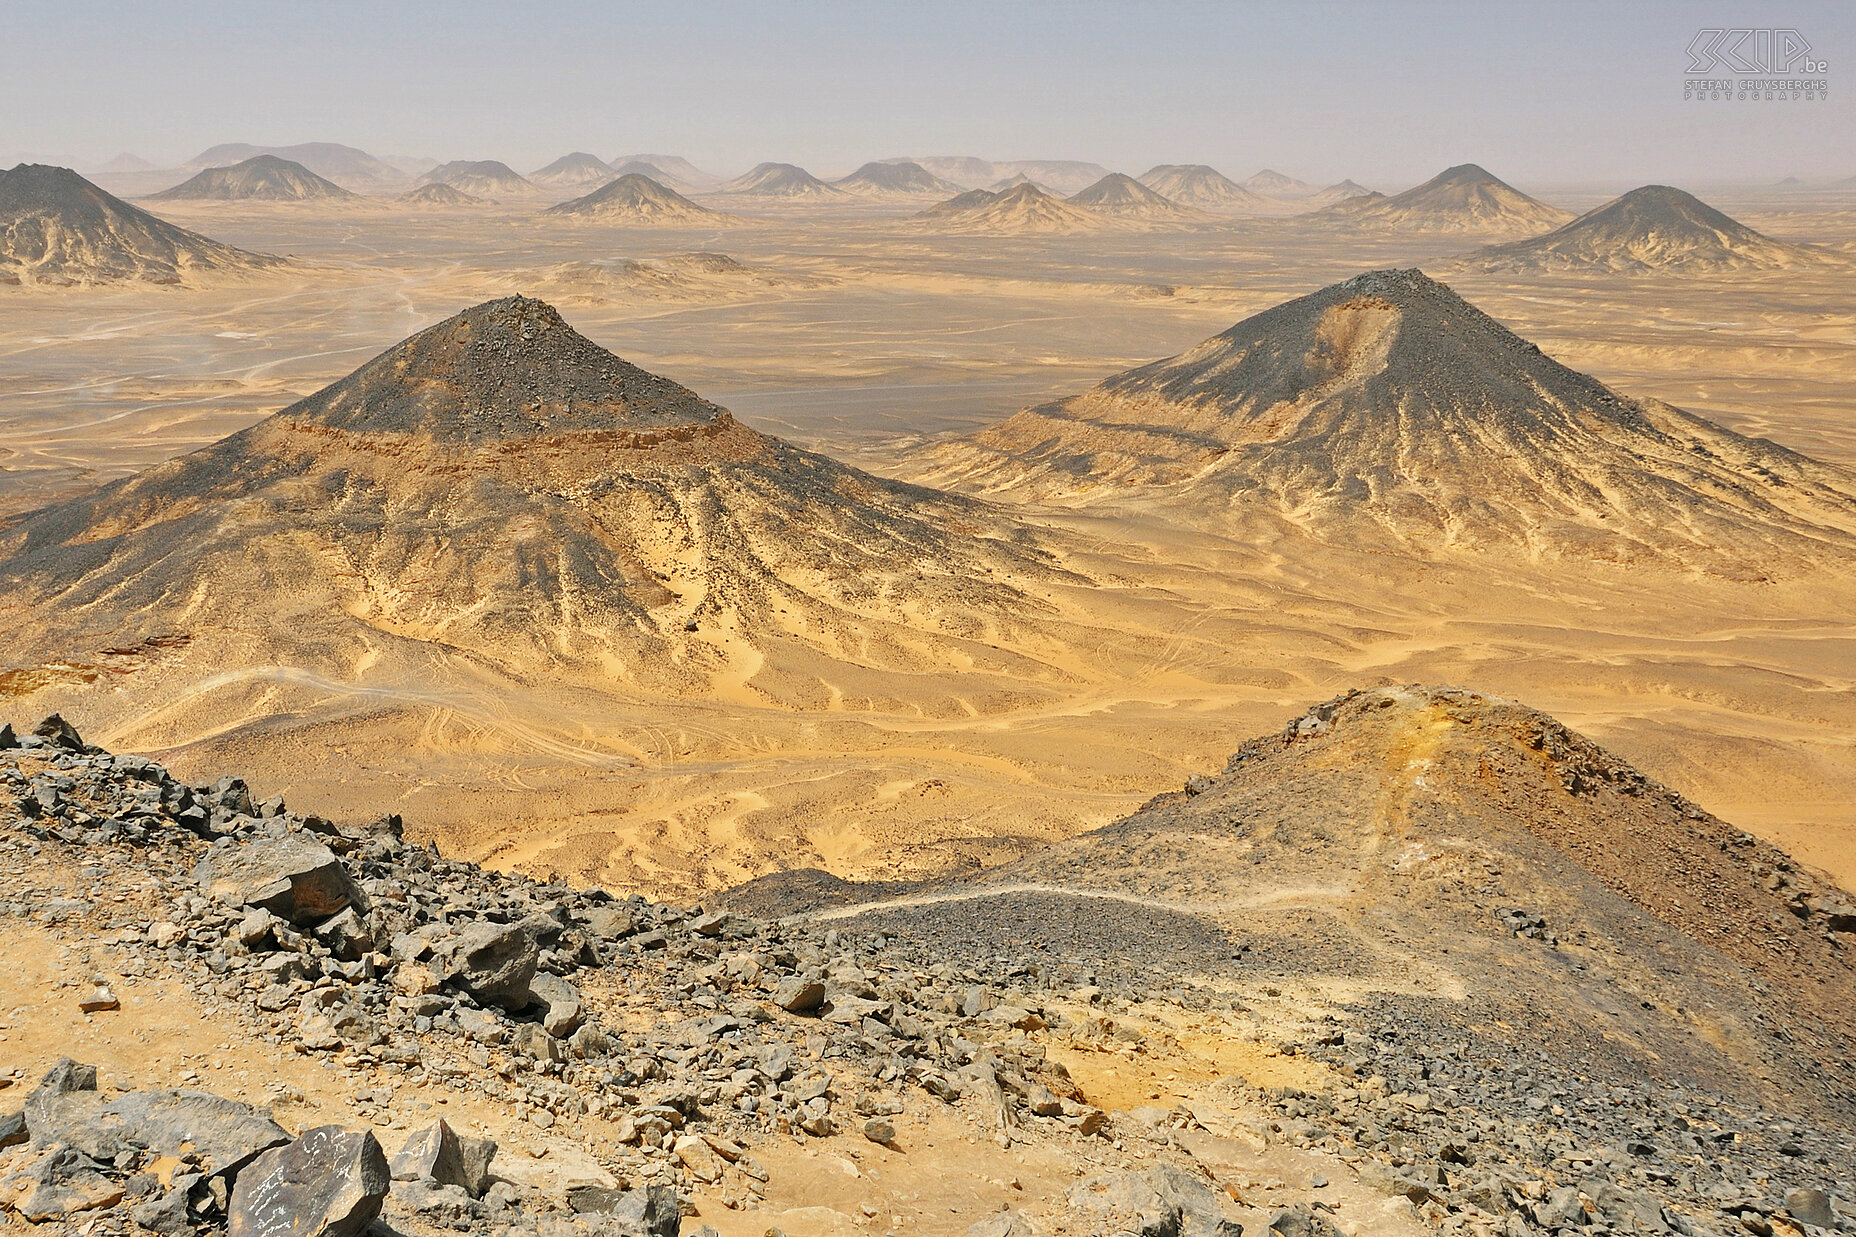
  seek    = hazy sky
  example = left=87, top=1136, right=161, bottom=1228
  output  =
left=6, top=0, right=1851, bottom=187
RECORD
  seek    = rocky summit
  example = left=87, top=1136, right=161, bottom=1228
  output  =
left=2, top=696, right=1850, bottom=1236
left=917, top=269, right=1856, bottom=572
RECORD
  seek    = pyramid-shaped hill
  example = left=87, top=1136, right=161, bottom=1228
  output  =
left=396, top=182, right=481, bottom=207
left=718, top=163, right=844, bottom=199
left=755, top=685, right=1856, bottom=1116
left=1137, top=164, right=1268, bottom=210
left=149, top=154, right=358, bottom=202
left=416, top=160, right=535, bottom=196
left=1305, top=178, right=1373, bottom=205
left=527, top=152, right=616, bottom=190
left=1066, top=173, right=1204, bottom=220
left=0, top=298, right=1078, bottom=701
left=831, top=161, right=964, bottom=197
left=915, top=269, right=1856, bottom=572
left=608, top=154, right=716, bottom=190
left=1316, top=163, right=1570, bottom=234
left=1241, top=168, right=1316, bottom=198
left=1, top=164, right=283, bottom=286
left=917, top=182, right=1117, bottom=234
left=544, top=174, right=726, bottom=224
left=1468, top=184, right=1836, bottom=272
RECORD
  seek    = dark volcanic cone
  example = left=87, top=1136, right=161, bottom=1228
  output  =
left=150, top=155, right=358, bottom=202
left=718, top=163, right=845, bottom=198
left=1241, top=168, right=1317, bottom=198
left=832, top=161, right=964, bottom=197
left=396, top=183, right=481, bottom=207
left=1469, top=184, right=1834, bottom=272
left=1316, top=162, right=1570, bottom=234
left=416, top=160, right=535, bottom=196
left=0, top=297, right=1067, bottom=700
left=528, top=152, right=616, bottom=190
left=1137, top=164, right=1268, bottom=210
left=918, top=269, right=1856, bottom=572
left=917, top=182, right=1111, bottom=234
left=0, top=164, right=282, bottom=286
left=545, top=174, right=724, bottom=224
left=1066, top=173, right=1202, bottom=219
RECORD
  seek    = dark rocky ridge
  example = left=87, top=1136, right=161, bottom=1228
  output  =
left=746, top=686, right=1856, bottom=1115
left=5, top=702, right=1853, bottom=1237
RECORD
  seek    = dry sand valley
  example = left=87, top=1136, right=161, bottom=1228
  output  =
left=4, top=188, right=1855, bottom=900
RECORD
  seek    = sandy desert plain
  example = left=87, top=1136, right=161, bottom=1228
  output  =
left=4, top=174, right=1856, bottom=903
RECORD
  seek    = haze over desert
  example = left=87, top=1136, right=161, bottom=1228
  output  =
left=1, top=4, right=1853, bottom=1237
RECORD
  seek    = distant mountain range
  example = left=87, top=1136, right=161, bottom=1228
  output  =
left=883, top=157, right=1111, bottom=193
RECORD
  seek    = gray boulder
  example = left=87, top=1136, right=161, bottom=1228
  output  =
left=529, top=972, right=585, bottom=1037
left=131, top=1185, right=195, bottom=1235
left=65, top=1089, right=292, bottom=1180
left=457, top=1132, right=498, bottom=1197
left=0, top=1145, right=123, bottom=1222
left=772, top=977, right=826, bottom=1013
left=1067, top=1172, right=1183, bottom=1237
left=429, top=920, right=539, bottom=1010
left=565, top=1184, right=680, bottom=1235
left=194, top=836, right=368, bottom=925
left=390, top=1120, right=493, bottom=1196
left=1786, top=1189, right=1833, bottom=1228
left=1152, top=1164, right=1243, bottom=1237
left=316, top=907, right=375, bottom=961
left=32, top=713, right=90, bottom=753
left=228, top=1125, right=389, bottom=1237
left=1268, top=1206, right=1335, bottom=1237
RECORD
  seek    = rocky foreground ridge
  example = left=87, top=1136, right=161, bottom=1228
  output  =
left=0, top=708, right=1852, bottom=1236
